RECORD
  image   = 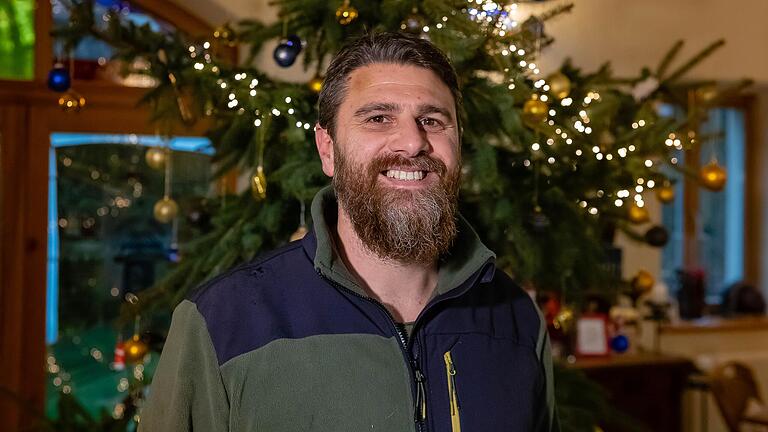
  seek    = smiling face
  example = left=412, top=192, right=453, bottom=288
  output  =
left=315, top=63, right=462, bottom=264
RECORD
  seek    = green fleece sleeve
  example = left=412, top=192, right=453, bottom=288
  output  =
left=138, top=300, right=229, bottom=432
left=535, top=305, right=561, bottom=432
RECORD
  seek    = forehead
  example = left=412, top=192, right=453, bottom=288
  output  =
left=342, top=63, right=455, bottom=112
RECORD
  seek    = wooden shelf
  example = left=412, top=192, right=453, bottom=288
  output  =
left=660, top=316, right=768, bottom=335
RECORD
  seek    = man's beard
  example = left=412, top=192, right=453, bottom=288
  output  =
left=333, top=149, right=461, bottom=265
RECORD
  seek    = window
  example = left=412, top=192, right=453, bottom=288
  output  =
left=45, top=133, right=213, bottom=419
left=50, top=0, right=174, bottom=86
left=661, top=107, right=746, bottom=304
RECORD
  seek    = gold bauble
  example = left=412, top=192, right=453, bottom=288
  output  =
left=213, top=24, right=237, bottom=47
left=553, top=306, right=574, bottom=333
left=522, top=97, right=549, bottom=126
left=308, top=75, right=324, bottom=94
left=631, top=270, right=655, bottom=295
left=145, top=147, right=166, bottom=170
left=656, top=183, right=675, bottom=203
left=58, top=90, right=86, bottom=113
left=695, top=84, right=719, bottom=104
left=335, top=0, right=358, bottom=25
left=153, top=197, right=179, bottom=224
left=251, top=166, right=267, bottom=200
left=123, top=334, right=149, bottom=364
left=290, top=225, right=308, bottom=242
left=627, top=203, right=650, bottom=224
left=699, top=160, right=727, bottom=191
left=547, top=72, right=571, bottom=99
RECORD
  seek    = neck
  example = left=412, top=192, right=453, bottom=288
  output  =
left=335, top=207, right=438, bottom=323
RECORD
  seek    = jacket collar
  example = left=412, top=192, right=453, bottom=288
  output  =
left=302, top=186, right=496, bottom=298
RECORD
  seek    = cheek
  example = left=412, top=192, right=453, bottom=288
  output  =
left=432, top=135, right=460, bottom=166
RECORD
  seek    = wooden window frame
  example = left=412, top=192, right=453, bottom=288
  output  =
left=0, top=2, right=224, bottom=429
left=679, top=96, right=758, bottom=292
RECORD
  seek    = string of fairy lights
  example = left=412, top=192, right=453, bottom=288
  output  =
left=45, top=1, right=730, bottom=421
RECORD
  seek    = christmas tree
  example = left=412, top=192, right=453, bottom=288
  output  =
left=45, top=0, right=749, bottom=430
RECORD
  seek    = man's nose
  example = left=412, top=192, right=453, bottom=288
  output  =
left=387, top=118, right=430, bottom=157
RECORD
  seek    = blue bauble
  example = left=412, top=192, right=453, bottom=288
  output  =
left=47, top=64, right=71, bottom=92
left=273, top=42, right=299, bottom=67
left=96, top=0, right=121, bottom=7
left=610, top=334, right=629, bottom=353
left=285, top=35, right=303, bottom=53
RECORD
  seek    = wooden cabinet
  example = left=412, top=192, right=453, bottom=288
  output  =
left=569, top=353, right=695, bottom=432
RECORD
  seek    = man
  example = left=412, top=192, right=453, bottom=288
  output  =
left=141, top=32, right=559, bottom=432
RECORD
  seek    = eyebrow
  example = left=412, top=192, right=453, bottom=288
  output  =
left=352, top=102, right=399, bottom=118
left=352, top=102, right=453, bottom=121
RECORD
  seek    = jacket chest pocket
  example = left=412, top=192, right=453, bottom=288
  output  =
left=443, top=351, right=462, bottom=432
left=426, top=335, right=542, bottom=431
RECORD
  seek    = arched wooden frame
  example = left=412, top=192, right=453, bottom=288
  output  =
left=0, top=2, right=231, bottom=430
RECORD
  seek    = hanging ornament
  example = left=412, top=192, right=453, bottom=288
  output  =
left=528, top=206, right=550, bottom=232
left=251, top=166, right=267, bottom=200
left=631, top=269, right=655, bottom=295
left=522, top=96, right=548, bottom=127
left=644, top=225, right=669, bottom=247
left=213, top=23, right=237, bottom=47
left=155, top=49, right=195, bottom=124
left=58, top=90, right=86, bottom=113
left=699, top=160, right=727, bottom=191
left=145, top=147, right=166, bottom=170
left=123, top=334, right=149, bottom=364
left=610, top=334, right=630, bottom=353
left=599, top=130, right=615, bottom=148
left=167, top=245, right=181, bottom=263
left=273, top=40, right=300, bottom=68
left=401, top=8, right=425, bottom=34
left=656, top=182, right=675, bottom=203
left=553, top=306, right=574, bottom=333
left=153, top=197, right=179, bottom=223
left=695, top=84, right=719, bottom=104
left=308, top=75, right=324, bottom=94
left=522, top=16, right=544, bottom=37
left=335, top=0, right=359, bottom=25
left=112, top=340, right=126, bottom=371
left=627, top=203, right=650, bottom=224
left=186, top=198, right=211, bottom=228
left=47, top=63, right=71, bottom=92
left=96, top=0, right=121, bottom=7
left=286, top=34, right=303, bottom=53
left=546, top=72, right=571, bottom=99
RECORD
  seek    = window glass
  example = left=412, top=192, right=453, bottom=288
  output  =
left=661, top=108, right=746, bottom=303
left=45, top=133, right=213, bottom=421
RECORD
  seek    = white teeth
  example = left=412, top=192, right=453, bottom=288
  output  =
left=385, top=170, right=425, bottom=181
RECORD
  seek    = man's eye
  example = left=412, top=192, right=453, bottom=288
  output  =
left=367, top=115, right=388, bottom=123
left=419, top=117, right=444, bottom=129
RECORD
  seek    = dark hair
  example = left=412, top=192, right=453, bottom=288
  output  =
left=317, top=31, right=461, bottom=139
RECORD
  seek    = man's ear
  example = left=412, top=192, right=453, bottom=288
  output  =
left=314, top=123, right=334, bottom=177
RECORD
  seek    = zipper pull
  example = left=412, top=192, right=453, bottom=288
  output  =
left=414, top=368, right=427, bottom=422
left=444, top=351, right=461, bottom=432
left=446, top=354, right=459, bottom=411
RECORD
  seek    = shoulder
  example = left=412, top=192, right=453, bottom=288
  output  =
left=186, top=240, right=311, bottom=316
left=485, top=268, right=544, bottom=348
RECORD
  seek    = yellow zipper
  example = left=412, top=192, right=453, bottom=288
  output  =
left=443, top=351, right=461, bottom=432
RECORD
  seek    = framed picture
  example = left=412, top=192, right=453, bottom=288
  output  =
left=576, top=313, right=610, bottom=357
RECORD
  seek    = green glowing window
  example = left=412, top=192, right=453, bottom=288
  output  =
left=0, top=0, right=35, bottom=80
